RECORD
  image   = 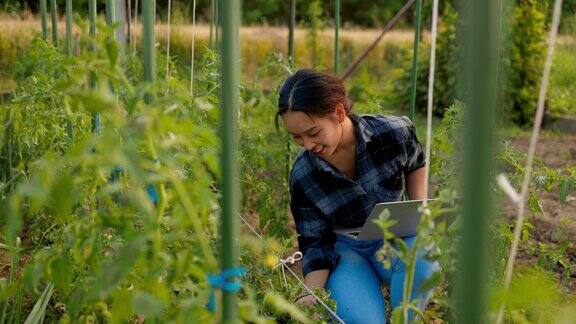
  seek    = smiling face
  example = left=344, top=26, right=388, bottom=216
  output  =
left=281, top=104, right=346, bottom=157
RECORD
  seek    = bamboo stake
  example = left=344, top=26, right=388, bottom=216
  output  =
left=220, top=0, right=241, bottom=320
left=166, top=0, right=172, bottom=92
left=190, top=0, right=197, bottom=97
left=455, top=0, right=500, bottom=322
left=133, top=0, right=139, bottom=56
left=40, top=0, right=49, bottom=40
left=408, top=0, right=422, bottom=120
left=288, top=0, right=296, bottom=64
left=142, top=0, right=155, bottom=102
left=50, top=0, right=59, bottom=48
left=88, top=0, right=100, bottom=134
left=66, top=0, right=73, bottom=57
left=334, top=0, right=340, bottom=74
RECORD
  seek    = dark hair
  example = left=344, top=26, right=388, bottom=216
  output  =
left=275, top=69, right=353, bottom=132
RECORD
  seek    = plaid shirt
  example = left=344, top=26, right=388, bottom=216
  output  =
left=289, top=114, right=426, bottom=276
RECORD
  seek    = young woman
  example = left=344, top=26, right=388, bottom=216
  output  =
left=277, top=69, right=440, bottom=323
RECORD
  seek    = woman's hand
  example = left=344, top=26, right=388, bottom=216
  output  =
left=295, top=294, right=317, bottom=306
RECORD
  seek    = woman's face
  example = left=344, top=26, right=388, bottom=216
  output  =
left=281, top=105, right=345, bottom=157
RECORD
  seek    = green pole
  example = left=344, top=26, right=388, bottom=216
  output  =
left=106, top=0, right=116, bottom=29
left=408, top=0, right=422, bottom=120
left=215, top=0, right=220, bottom=48
left=89, top=0, right=97, bottom=36
left=334, top=0, right=340, bottom=74
left=286, top=0, right=296, bottom=220
left=65, top=0, right=74, bottom=142
left=455, top=0, right=499, bottom=323
left=89, top=0, right=100, bottom=133
left=66, top=0, right=73, bottom=56
left=220, top=0, right=240, bottom=321
left=40, top=0, right=49, bottom=40
left=50, top=0, right=59, bottom=48
left=210, top=0, right=214, bottom=47
left=288, top=0, right=295, bottom=63
left=142, top=0, right=155, bottom=102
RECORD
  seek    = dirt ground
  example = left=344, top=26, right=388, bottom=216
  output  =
left=503, top=131, right=576, bottom=292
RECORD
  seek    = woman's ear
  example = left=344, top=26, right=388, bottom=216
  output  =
left=335, top=103, right=346, bottom=123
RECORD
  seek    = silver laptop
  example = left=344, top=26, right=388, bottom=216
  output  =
left=333, top=199, right=458, bottom=240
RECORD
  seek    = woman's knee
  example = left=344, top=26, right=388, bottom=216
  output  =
left=325, top=244, right=387, bottom=324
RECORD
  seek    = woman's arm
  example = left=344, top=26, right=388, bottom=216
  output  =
left=405, top=166, right=427, bottom=200
left=304, top=269, right=330, bottom=288
left=295, top=269, right=330, bottom=305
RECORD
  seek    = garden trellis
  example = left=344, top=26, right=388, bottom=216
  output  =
left=2, top=0, right=572, bottom=323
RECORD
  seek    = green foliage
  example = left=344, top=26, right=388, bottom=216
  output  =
left=548, top=14, right=576, bottom=116
left=389, top=2, right=459, bottom=117
left=503, top=0, right=548, bottom=125
left=304, top=0, right=326, bottom=68
left=0, top=27, right=324, bottom=322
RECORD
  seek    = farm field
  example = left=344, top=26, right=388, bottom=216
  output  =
left=1, top=1, right=576, bottom=323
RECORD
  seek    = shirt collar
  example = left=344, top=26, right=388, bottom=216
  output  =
left=350, top=114, right=375, bottom=144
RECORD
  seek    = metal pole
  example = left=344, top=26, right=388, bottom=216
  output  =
left=142, top=0, right=155, bottom=102
left=215, top=0, right=220, bottom=48
left=66, top=0, right=73, bottom=57
left=210, top=0, right=214, bottom=47
left=106, top=0, right=116, bottom=29
left=334, top=0, right=340, bottom=74
left=89, top=0, right=97, bottom=36
left=220, top=0, right=240, bottom=321
left=288, top=0, right=295, bottom=63
left=89, top=0, right=100, bottom=133
left=133, top=0, right=139, bottom=56
left=127, top=0, right=132, bottom=46
left=455, top=0, right=500, bottom=323
left=50, top=0, right=59, bottom=48
left=40, top=0, right=49, bottom=40
left=408, top=0, right=422, bottom=120
left=166, top=0, right=172, bottom=90
left=190, top=0, right=197, bottom=97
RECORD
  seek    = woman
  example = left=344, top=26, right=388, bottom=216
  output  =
left=277, top=69, right=439, bottom=323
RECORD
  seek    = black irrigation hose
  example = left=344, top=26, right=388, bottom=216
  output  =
left=340, top=0, right=415, bottom=81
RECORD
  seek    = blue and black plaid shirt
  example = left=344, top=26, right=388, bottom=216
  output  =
left=289, top=114, right=426, bottom=276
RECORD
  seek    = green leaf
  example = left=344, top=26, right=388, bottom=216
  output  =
left=558, top=178, right=574, bottom=203
left=50, top=253, right=74, bottom=297
left=419, top=271, right=442, bottom=294
left=132, top=292, right=164, bottom=318
left=528, top=193, right=543, bottom=214
left=264, top=292, right=311, bottom=323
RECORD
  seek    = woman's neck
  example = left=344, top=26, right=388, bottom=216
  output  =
left=334, top=116, right=356, bottom=154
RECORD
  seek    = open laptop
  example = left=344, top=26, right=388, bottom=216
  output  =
left=333, top=199, right=458, bottom=240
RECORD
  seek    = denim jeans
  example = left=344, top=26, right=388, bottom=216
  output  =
left=325, top=235, right=440, bottom=324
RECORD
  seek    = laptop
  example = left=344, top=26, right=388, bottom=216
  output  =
left=333, top=199, right=458, bottom=240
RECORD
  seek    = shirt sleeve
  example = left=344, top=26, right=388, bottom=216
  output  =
left=289, top=183, right=340, bottom=277
left=400, top=116, right=426, bottom=174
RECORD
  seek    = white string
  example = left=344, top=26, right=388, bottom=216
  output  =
left=165, top=0, right=172, bottom=93
left=275, top=251, right=303, bottom=287
left=423, top=0, right=439, bottom=206
left=235, top=213, right=344, bottom=323
left=496, top=0, right=564, bottom=323
left=190, top=0, right=197, bottom=98
left=281, top=259, right=346, bottom=323
left=237, top=212, right=264, bottom=240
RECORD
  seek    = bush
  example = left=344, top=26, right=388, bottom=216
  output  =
left=388, top=2, right=458, bottom=117
left=502, top=0, right=548, bottom=125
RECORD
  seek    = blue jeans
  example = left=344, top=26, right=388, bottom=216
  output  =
left=325, top=235, right=440, bottom=324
